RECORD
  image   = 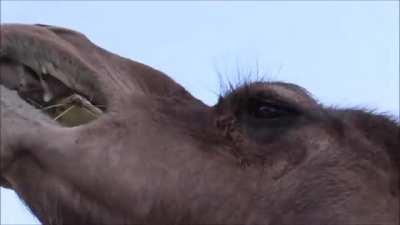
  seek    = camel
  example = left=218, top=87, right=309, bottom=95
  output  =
left=1, top=24, right=399, bottom=225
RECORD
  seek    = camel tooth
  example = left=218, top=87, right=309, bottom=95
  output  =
left=43, top=90, right=53, bottom=102
left=17, top=64, right=27, bottom=89
left=42, top=61, right=57, bottom=75
left=41, top=65, right=47, bottom=74
left=38, top=72, right=53, bottom=102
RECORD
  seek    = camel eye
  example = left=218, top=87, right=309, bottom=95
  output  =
left=248, top=98, right=295, bottom=119
left=255, top=105, right=284, bottom=118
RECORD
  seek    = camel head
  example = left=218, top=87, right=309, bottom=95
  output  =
left=1, top=24, right=399, bottom=225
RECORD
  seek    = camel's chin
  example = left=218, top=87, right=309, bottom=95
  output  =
left=3, top=155, right=131, bottom=224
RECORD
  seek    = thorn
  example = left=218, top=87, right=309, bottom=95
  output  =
left=54, top=105, right=75, bottom=121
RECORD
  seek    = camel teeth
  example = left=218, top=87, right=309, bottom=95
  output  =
left=17, top=64, right=27, bottom=88
left=43, top=91, right=53, bottom=102
left=41, top=65, right=47, bottom=74
left=38, top=72, right=53, bottom=102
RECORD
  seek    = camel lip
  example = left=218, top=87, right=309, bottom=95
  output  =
left=0, top=23, right=108, bottom=108
left=1, top=24, right=106, bottom=126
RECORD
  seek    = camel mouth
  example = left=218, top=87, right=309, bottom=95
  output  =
left=0, top=57, right=104, bottom=127
left=0, top=24, right=107, bottom=127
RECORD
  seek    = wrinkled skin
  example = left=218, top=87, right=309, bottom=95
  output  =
left=0, top=24, right=399, bottom=225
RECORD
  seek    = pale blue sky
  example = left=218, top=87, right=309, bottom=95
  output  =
left=1, top=1, right=399, bottom=224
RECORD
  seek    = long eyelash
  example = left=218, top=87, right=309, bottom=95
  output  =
left=217, top=72, right=270, bottom=99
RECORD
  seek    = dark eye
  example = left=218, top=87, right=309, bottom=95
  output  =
left=248, top=98, right=296, bottom=119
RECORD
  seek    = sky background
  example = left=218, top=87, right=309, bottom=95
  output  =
left=1, top=1, right=399, bottom=224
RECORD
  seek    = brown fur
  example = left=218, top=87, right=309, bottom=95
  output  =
left=1, top=24, right=399, bottom=225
